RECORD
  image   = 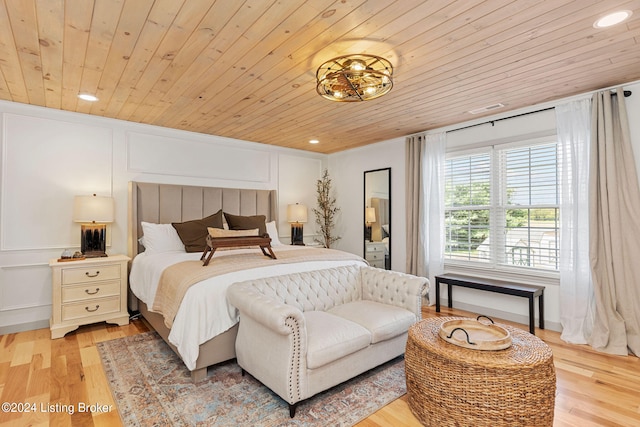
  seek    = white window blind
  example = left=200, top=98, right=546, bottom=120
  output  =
left=445, top=140, right=559, bottom=272
left=444, top=152, right=491, bottom=263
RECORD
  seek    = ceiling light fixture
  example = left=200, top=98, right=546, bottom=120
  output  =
left=593, top=10, right=632, bottom=28
left=316, top=54, right=393, bottom=102
left=78, top=93, right=99, bottom=102
left=309, top=139, right=319, bottom=144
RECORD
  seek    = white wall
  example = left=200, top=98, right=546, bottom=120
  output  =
left=278, top=154, right=324, bottom=245
left=329, top=81, right=640, bottom=332
left=328, top=138, right=406, bottom=270
left=626, top=83, right=640, bottom=177
left=0, top=101, right=326, bottom=333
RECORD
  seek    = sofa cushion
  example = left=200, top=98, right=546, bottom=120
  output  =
left=304, top=311, right=371, bottom=369
left=328, top=300, right=417, bottom=344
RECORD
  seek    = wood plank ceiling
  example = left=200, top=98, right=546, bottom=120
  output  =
left=0, top=0, right=639, bottom=154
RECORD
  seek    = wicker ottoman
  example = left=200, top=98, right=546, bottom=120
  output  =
left=405, top=317, right=556, bottom=427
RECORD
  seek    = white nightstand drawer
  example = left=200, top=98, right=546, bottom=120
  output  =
left=61, top=297, right=120, bottom=321
left=62, top=264, right=121, bottom=285
left=366, top=252, right=384, bottom=261
left=368, top=259, right=385, bottom=268
left=61, top=280, right=121, bottom=303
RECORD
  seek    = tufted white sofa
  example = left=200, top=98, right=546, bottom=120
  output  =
left=227, top=264, right=429, bottom=417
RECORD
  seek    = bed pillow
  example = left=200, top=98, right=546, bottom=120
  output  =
left=223, top=212, right=267, bottom=236
left=172, top=210, right=224, bottom=252
left=208, top=227, right=259, bottom=238
left=381, top=224, right=390, bottom=238
left=266, top=221, right=283, bottom=246
left=140, top=222, right=185, bottom=254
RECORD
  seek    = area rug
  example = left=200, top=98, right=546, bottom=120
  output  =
left=97, top=332, right=406, bottom=426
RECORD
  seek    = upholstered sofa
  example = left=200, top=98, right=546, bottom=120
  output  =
left=227, top=264, right=428, bottom=417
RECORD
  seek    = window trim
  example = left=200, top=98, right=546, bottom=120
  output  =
left=444, top=134, right=560, bottom=278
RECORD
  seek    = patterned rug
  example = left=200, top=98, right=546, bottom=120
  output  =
left=97, top=332, right=407, bottom=426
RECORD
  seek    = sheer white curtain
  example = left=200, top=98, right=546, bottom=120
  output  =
left=405, top=132, right=445, bottom=305
left=556, top=98, right=595, bottom=344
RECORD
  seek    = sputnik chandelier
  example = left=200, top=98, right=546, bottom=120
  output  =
left=316, top=54, right=393, bottom=102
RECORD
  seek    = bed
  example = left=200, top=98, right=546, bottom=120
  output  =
left=127, top=182, right=366, bottom=381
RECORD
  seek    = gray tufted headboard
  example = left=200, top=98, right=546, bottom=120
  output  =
left=127, top=182, right=277, bottom=258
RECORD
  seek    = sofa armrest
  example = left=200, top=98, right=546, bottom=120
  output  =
left=227, top=282, right=305, bottom=335
left=360, top=266, right=429, bottom=316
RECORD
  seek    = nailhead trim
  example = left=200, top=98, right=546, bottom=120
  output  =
left=285, top=316, right=302, bottom=402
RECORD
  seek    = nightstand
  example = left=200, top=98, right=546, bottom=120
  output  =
left=365, top=241, right=386, bottom=268
left=49, top=254, right=130, bottom=339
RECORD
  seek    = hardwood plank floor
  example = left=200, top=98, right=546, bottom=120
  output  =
left=1, top=306, right=638, bottom=426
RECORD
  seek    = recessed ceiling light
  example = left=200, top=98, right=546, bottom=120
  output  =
left=309, top=139, right=319, bottom=144
left=78, top=93, right=99, bottom=102
left=594, top=10, right=632, bottom=28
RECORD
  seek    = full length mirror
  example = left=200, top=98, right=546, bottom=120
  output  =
left=364, top=168, right=391, bottom=270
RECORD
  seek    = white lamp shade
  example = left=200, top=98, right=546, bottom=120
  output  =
left=365, top=207, right=376, bottom=223
left=73, top=194, right=114, bottom=223
left=287, top=203, right=308, bottom=223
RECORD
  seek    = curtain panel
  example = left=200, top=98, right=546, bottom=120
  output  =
left=405, top=132, right=446, bottom=305
left=589, top=88, right=640, bottom=356
left=405, top=134, right=426, bottom=278
left=556, top=98, right=594, bottom=344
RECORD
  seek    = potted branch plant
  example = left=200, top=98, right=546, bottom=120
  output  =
left=313, top=169, right=341, bottom=248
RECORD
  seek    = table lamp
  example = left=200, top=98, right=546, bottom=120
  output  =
left=287, top=203, right=307, bottom=245
left=365, top=207, right=376, bottom=241
left=73, top=194, right=114, bottom=257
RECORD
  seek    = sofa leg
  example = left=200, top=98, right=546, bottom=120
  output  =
left=289, top=403, right=298, bottom=418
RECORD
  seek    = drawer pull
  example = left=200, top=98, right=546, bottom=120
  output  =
left=85, top=271, right=100, bottom=278
left=85, top=288, right=100, bottom=295
left=85, top=305, right=100, bottom=312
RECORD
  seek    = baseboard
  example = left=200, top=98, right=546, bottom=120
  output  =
left=0, top=319, right=50, bottom=335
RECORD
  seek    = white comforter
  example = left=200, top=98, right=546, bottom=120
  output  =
left=129, top=245, right=366, bottom=370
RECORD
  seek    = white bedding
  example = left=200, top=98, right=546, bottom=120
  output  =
left=129, top=245, right=366, bottom=370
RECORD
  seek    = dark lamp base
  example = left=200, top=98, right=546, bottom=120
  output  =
left=80, top=223, right=107, bottom=258
left=290, top=223, right=305, bottom=245
left=83, top=251, right=109, bottom=258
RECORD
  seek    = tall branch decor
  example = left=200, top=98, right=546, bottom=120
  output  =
left=313, top=169, right=341, bottom=248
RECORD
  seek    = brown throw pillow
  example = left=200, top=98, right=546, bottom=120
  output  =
left=223, top=212, right=267, bottom=236
left=172, top=210, right=224, bottom=252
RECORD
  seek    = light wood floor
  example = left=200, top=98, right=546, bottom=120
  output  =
left=1, top=306, right=639, bottom=426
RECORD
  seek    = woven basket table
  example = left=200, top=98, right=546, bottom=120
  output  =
left=405, top=317, right=556, bottom=427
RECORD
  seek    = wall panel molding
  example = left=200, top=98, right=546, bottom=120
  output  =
left=0, top=263, right=50, bottom=312
left=127, top=131, right=271, bottom=183
left=1, top=113, right=113, bottom=251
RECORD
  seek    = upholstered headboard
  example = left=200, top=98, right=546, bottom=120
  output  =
left=128, top=182, right=277, bottom=258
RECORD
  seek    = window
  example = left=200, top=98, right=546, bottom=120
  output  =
left=444, top=140, right=559, bottom=272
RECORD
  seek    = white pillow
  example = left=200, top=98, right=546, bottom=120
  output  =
left=140, top=222, right=185, bottom=254
left=266, top=221, right=283, bottom=246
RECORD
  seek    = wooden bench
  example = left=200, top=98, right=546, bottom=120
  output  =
left=435, top=273, right=544, bottom=335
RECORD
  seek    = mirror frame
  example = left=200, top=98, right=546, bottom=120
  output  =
left=363, top=167, right=391, bottom=269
